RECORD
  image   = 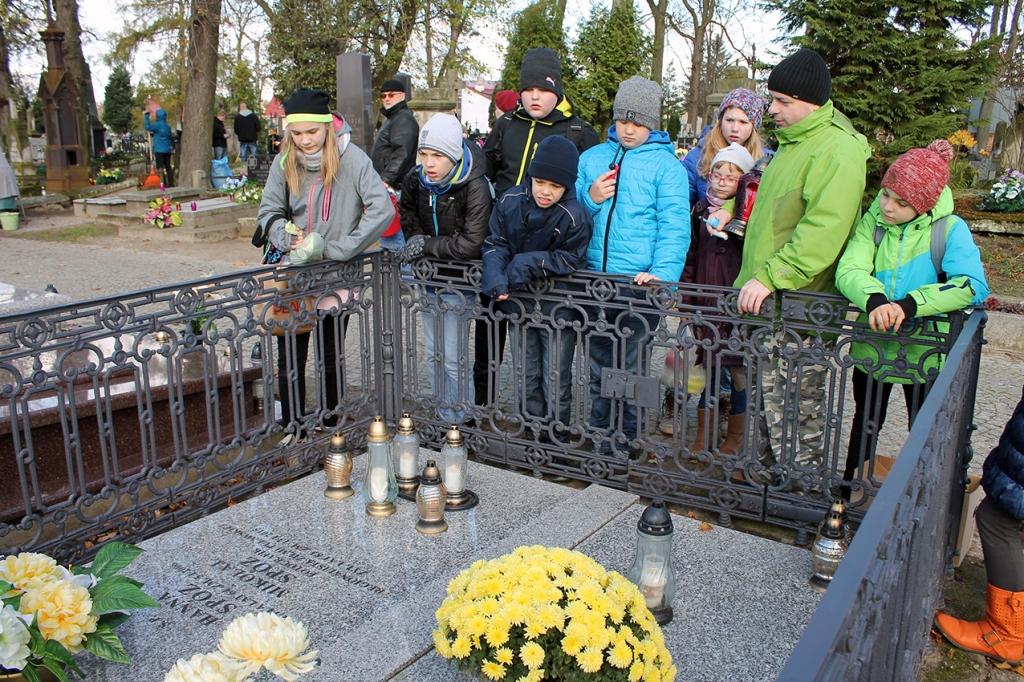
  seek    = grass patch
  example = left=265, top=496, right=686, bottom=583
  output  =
left=955, top=196, right=1024, bottom=223
left=976, top=234, right=1024, bottom=299
left=7, top=224, right=118, bottom=243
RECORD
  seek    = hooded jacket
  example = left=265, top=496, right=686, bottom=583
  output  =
left=575, top=127, right=690, bottom=281
left=481, top=177, right=594, bottom=299
left=212, top=117, right=227, bottom=148
left=144, top=110, right=173, bottom=154
left=371, top=100, right=419, bottom=190
left=257, top=113, right=393, bottom=262
left=982, top=385, right=1024, bottom=521
left=835, top=186, right=989, bottom=382
left=734, top=101, right=871, bottom=294
left=483, top=96, right=599, bottom=198
left=399, top=141, right=492, bottom=261
left=234, top=108, right=262, bottom=143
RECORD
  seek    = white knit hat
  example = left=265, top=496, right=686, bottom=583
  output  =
left=417, top=114, right=464, bottom=162
left=710, top=142, right=756, bottom=175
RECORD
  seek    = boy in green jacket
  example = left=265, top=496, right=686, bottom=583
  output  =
left=733, top=48, right=871, bottom=484
left=836, top=140, right=988, bottom=496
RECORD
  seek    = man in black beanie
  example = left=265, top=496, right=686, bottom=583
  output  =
left=475, top=47, right=600, bottom=419
left=371, top=77, right=419, bottom=195
left=732, top=47, right=872, bottom=484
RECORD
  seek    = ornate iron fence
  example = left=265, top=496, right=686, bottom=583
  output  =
left=1, top=251, right=976, bottom=581
left=778, top=310, right=985, bottom=681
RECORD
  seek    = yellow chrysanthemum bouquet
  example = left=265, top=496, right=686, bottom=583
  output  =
left=0, top=542, right=160, bottom=680
left=434, top=546, right=676, bottom=682
left=164, top=612, right=317, bottom=682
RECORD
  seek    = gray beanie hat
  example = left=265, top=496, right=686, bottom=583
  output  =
left=710, top=142, right=756, bottom=175
left=417, top=114, right=464, bottom=162
left=613, top=76, right=663, bottom=131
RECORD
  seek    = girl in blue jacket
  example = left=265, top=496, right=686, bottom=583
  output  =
left=575, top=76, right=690, bottom=458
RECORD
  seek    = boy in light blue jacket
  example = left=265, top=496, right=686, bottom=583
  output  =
left=575, top=76, right=690, bottom=459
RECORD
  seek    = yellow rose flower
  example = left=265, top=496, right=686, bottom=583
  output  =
left=480, top=660, right=505, bottom=680
left=19, top=578, right=98, bottom=653
left=520, top=641, right=545, bottom=670
left=0, top=553, right=62, bottom=596
left=163, top=652, right=244, bottom=682
left=217, top=612, right=317, bottom=682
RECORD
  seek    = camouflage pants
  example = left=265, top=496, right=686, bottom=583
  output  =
left=756, top=333, right=834, bottom=470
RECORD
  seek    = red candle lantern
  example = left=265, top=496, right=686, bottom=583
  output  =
left=723, top=156, right=771, bottom=239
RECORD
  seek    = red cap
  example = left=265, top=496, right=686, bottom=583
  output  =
left=494, top=90, right=519, bottom=113
left=881, top=140, right=955, bottom=214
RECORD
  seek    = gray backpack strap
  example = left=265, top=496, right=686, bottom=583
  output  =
left=873, top=224, right=885, bottom=247
left=931, top=215, right=952, bottom=283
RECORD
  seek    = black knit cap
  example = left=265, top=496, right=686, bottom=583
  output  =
left=283, top=88, right=331, bottom=116
left=519, top=47, right=563, bottom=96
left=529, top=136, right=578, bottom=189
left=380, top=78, right=405, bottom=93
left=766, top=48, right=832, bottom=106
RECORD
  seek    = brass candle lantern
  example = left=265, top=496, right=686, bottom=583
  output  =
left=154, top=330, right=171, bottom=344
left=252, top=378, right=265, bottom=412
left=323, top=433, right=354, bottom=499
left=625, top=499, right=677, bottom=625
left=440, top=424, right=478, bottom=511
left=809, top=498, right=851, bottom=592
left=415, top=460, right=448, bottom=534
left=393, top=413, right=421, bottom=500
left=363, top=416, right=398, bottom=517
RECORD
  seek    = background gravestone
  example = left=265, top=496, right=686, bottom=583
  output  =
left=246, top=154, right=275, bottom=187
left=335, top=53, right=374, bottom=156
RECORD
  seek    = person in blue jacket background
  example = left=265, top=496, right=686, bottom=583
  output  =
left=144, top=108, right=174, bottom=186
left=936, top=385, right=1024, bottom=664
left=575, top=75, right=690, bottom=460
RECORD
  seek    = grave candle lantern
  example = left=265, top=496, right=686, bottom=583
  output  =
left=159, top=182, right=165, bottom=192
left=175, top=202, right=181, bottom=211
left=625, top=499, right=676, bottom=625
left=392, top=413, right=420, bottom=497
left=415, top=459, right=447, bottom=535
left=809, top=498, right=850, bottom=592
left=440, top=424, right=477, bottom=510
left=190, top=202, right=197, bottom=211
left=363, top=416, right=397, bottom=516
left=323, top=433, right=354, bottom=500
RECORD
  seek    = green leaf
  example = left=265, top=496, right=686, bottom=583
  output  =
left=28, top=615, right=45, bottom=656
left=21, top=664, right=42, bottom=682
left=39, top=657, right=70, bottom=682
left=44, top=640, right=84, bottom=678
left=89, top=542, right=144, bottom=579
left=4, top=593, right=22, bottom=610
left=89, top=575, right=160, bottom=613
left=83, top=625, right=130, bottom=664
left=0, top=579, right=11, bottom=594
left=98, top=611, right=131, bottom=629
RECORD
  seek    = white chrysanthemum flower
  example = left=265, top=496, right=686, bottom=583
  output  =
left=218, top=612, right=317, bottom=682
left=0, top=605, right=31, bottom=671
left=164, top=652, right=244, bottom=682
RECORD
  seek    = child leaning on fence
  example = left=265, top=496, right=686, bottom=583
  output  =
left=481, top=136, right=594, bottom=438
left=835, top=139, right=989, bottom=495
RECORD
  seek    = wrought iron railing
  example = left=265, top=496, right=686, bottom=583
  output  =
left=778, top=310, right=985, bottom=681
left=0, top=251, right=975, bottom=585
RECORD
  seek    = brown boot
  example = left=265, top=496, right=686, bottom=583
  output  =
left=719, top=414, right=745, bottom=456
left=935, top=584, right=1024, bottom=663
left=689, top=408, right=716, bottom=457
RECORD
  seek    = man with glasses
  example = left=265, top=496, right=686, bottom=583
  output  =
left=371, top=78, right=419, bottom=195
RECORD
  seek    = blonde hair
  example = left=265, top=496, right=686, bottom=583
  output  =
left=282, top=122, right=340, bottom=196
left=698, top=107, right=764, bottom=179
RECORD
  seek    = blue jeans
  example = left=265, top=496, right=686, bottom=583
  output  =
left=588, top=302, right=659, bottom=452
left=515, top=307, right=578, bottom=428
left=240, top=142, right=258, bottom=161
left=379, top=228, right=406, bottom=251
left=422, top=287, right=475, bottom=424
left=213, top=147, right=227, bottom=160
left=697, top=364, right=747, bottom=414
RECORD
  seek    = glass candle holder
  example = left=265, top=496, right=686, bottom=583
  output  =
left=363, top=416, right=397, bottom=516
left=323, top=433, right=353, bottom=499
left=415, top=459, right=447, bottom=534
left=626, top=499, right=677, bottom=625
left=392, top=413, right=420, bottom=496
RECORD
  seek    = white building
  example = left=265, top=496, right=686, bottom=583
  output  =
left=460, top=79, right=497, bottom=135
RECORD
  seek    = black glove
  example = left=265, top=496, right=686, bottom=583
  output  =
left=395, top=234, right=426, bottom=264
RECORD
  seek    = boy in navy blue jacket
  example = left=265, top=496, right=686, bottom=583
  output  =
left=482, top=136, right=594, bottom=436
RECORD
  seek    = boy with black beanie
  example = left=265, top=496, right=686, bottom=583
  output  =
left=476, top=47, right=600, bottom=418
left=482, top=136, right=593, bottom=437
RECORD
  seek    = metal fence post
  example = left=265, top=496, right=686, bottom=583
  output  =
left=373, top=250, right=403, bottom=424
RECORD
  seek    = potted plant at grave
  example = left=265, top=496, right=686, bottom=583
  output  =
left=0, top=542, right=161, bottom=681
left=433, top=546, right=676, bottom=682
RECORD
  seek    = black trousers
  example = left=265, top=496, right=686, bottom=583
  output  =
left=977, top=495, right=1024, bottom=592
left=154, top=152, right=174, bottom=187
left=843, top=369, right=928, bottom=483
left=275, top=317, right=348, bottom=433
left=472, top=294, right=508, bottom=409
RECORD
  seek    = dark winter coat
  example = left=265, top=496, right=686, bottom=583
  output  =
left=681, top=197, right=744, bottom=367
left=483, top=96, right=599, bottom=198
left=481, top=178, right=593, bottom=299
left=233, top=110, right=262, bottom=143
left=982, top=385, right=1024, bottom=520
left=144, top=110, right=173, bottom=154
left=371, top=101, right=419, bottom=190
left=212, top=117, right=227, bottom=148
left=399, top=141, right=492, bottom=265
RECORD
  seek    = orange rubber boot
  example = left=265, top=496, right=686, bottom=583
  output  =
left=935, top=584, right=1024, bottom=663
left=719, top=414, right=745, bottom=456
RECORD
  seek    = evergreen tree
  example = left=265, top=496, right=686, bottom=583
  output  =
left=497, top=2, right=567, bottom=95
left=569, top=0, right=651, bottom=137
left=103, top=65, right=135, bottom=135
left=228, top=59, right=260, bottom=110
left=768, top=0, right=997, bottom=188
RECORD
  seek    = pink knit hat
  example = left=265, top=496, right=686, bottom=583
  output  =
left=881, top=140, right=955, bottom=214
